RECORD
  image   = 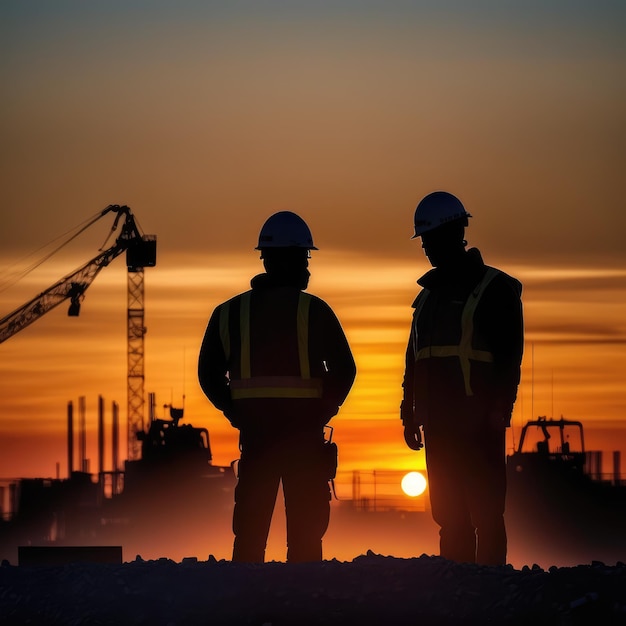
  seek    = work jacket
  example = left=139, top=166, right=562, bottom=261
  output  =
left=402, top=248, right=523, bottom=435
left=198, top=272, right=356, bottom=436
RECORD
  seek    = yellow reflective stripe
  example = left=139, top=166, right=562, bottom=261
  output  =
left=230, top=290, right=319, bottom=400
left=415, top=346, right=495, bottom=396
left=416, top=346, right=494, bottom=361
left=239, top=291, right=252, bottom=379
left=219, top=302, right=231, bottom=361
left=459, top=267, right=499, bottom=394
left=413, top=268, right=500, bottom=396
left=297, top=293, right=311, bottom=379
left=231, top=376, right=322, bottom=390
left=232, top=387, right=323, bottom=400
left=230, top=375, right=323, bottom=399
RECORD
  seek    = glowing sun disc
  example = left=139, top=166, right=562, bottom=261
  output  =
left=401, top=471, right=427, bottom=497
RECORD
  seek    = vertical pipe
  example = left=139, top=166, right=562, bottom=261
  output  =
left=79, top=396, right=87, bottom=473
left=614, top=451, right=621, bottom=486
left=112, top=401, right=119, bottom=472
left=373, top=469, right=377, bottom=513
left=112, top=401, right=119, bottom=496
left=67, top=400, right=74, bottom=477
left=98, top=395, right=105, bottom=478
left=9, top=483, right=16, bottom=519
left=531, top=342, right=534, bottom=420
left=589, top=451, right=597, bottom=479
left=148, top=391, right=156, bottom=425
left=598, top=451, right=604, bottom=480
left=591, top=450, right=603, bottom=481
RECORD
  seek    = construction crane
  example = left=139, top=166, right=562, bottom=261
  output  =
left=0, top=205, right=156, bottom=460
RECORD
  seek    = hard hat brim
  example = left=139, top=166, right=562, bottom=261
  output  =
left=412, top=213, right=472, bottom=238
left=255, top=245, right=318, bottom=250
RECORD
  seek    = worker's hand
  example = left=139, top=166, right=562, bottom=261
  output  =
left=403, top=424, right=423, bottom=451
left=400, top=399, right=413, bottom=425
left=400, top=400, right=423, bottom=450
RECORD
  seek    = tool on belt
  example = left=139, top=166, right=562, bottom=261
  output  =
left=323, top=425, right=339, bottom=499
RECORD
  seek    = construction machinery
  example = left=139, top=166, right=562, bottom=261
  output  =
left=0, top=205, right=156, bottom=459
left=507, top=417, right=622, bottom=497
left=0, top=395, right=237, bottom=564
left=505, top=417, right=626, bottom=566
left=0, top=209, right=238, bottom=562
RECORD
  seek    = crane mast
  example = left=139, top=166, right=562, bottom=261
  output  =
left=0, top=205, right=156, bottom=461
left=127, top=268, right=148, bottom=461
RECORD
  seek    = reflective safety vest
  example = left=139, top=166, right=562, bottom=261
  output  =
left=411, top=267, right=501, bottom=397
left=219, top=290, right=323, bottom=400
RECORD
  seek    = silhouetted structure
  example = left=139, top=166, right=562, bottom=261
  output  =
left=0, top=205, right=157, bottom=461
left=401, top=191, right=524, bottom=565
left=0, top=400, right=236, bottom=565
left=2, top=411, right=624, bottom=566
left=198, top=211, right=356, bottom=563
left=506, top=417, right=626, bottom=564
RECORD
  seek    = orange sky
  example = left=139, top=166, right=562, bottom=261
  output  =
left=1, top=3, right=625, bottom=480
left=1, top=246, right=625, bottom=479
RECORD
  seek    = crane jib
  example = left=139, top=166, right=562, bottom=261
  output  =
left=0, top=205, right=156, bottom=463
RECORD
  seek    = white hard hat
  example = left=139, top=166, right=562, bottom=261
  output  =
left=256, top=211, right=318, bottom=250
left=412, top=191, right=472, bottom=238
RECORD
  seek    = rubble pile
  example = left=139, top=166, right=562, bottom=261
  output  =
left=1, top=552, right=625, bottom=625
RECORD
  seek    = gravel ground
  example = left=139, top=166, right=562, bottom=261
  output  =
left=2, top=552, right=626, bottom=625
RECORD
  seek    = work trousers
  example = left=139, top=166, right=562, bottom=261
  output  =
left=425, top=426, right=507, bottom=566
left=232, top=433, right=331, bottom=563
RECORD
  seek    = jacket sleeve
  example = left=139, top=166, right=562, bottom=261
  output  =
left=197, top=304, right=234, bottom=421
left=482, top=275, right=524, bottom=423
left=401, top=308, right=418, bottom=427
left=312, top=298, right=356, bottom=416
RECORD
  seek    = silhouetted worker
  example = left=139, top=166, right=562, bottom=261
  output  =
left=401, top=191, right=524, bottom=566
left=198, top=211, right=356, bottom=563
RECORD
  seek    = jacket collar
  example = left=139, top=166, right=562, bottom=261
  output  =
left=250, top=272, right=306, bottom=291
left=417, top=247, right=486, bottom=290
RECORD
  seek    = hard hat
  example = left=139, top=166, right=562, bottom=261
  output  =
left=256, top=211, right=318, bottom=250
left=412, top=191, right=472, bottom=238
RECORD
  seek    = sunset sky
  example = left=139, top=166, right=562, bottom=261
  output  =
left=1, top=1, right=625, bottom=482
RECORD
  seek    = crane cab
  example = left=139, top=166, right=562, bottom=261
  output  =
left=126, top=235, right=157, bottom=271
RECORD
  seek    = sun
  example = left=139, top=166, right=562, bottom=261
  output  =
left=401, top=471, right=427, bottom=497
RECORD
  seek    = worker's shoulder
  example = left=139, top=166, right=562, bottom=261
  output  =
left=301, top=291, right=340, bottom=316
left=485, top=265, right=522, bottom=297
left=301, top=290, right=330, bottom=307
left=215, top=289, right=252, bottom=310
